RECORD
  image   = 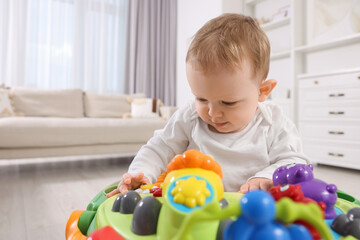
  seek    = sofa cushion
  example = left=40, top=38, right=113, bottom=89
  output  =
left=10, top=87, right=84, bottom=117
left=0, top=117, right=166, bottom=148
left=84, top=92, right=146, bottom=118
left=131, top=98, right=162, bottom=118
left=0, top=89, right=15, bottom=117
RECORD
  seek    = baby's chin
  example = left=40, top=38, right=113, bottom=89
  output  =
left=208, top=124, right=246, bottom=134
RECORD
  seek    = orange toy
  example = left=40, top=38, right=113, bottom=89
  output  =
left=65, top=210, right=87, bottom=240
left=154, top=172, right=167, bottom=187
left=153, top=149, right=223, bottom=187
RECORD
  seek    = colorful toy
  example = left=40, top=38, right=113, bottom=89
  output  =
left=273, top=163, right=314, bottom=185
left=66, top=150, right=360, bottom=240
left=224, top=190, right=314, bottom=240
left=87, top=226, right=125, bottom=240
left=269, top=184, right=327, bottom=239
left=331, top=207, right=360, bottom=239
left=273, top=163, right=338, bottom=219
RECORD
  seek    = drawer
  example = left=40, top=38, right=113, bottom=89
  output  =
left=303, top=141, right=360, bottom=170
left=300, top=104, right=360, bottom=120
left=299, top=71, right=360, bottom=88
left=300, top=87, right=360, bottom=102
left=299, top=123, right=360, bottom=142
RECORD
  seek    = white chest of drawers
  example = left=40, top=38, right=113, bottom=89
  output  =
left=298, top=70, right=360, bottom=170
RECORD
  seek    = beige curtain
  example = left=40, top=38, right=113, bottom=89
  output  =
left=125, top=0, right=177, bottom=106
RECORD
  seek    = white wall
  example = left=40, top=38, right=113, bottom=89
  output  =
left=222, top=0, right=243, bottom=14
left=176, top=0, right=222, bottom=107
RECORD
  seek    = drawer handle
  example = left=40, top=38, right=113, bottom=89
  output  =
left=328, top=152, right=344, bottom=157
left=329, top=93, right=345, bottom=97
left=329, top=111, right=345, bottom=115
left=328, top=131, right=345, bottom=135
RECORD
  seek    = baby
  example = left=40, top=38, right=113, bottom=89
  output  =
left=107, top=13, right=309, bottom=197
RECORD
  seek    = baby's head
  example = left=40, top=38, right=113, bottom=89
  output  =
left=186, top=14, right=276, bottom=133
left=186, top=13, right=270, bottom=83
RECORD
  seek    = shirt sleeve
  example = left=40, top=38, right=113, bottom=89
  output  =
left=251, top=104, right=311, bottom=180
left=128, top=104, right=194, bottom=183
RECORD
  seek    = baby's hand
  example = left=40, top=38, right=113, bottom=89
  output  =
left=239, top=177, right=273, bottom=193
left=106, top=173, right=150, bottom=198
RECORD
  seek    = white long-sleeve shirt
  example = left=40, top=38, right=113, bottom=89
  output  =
left=128, top=101, right=310, bottom=192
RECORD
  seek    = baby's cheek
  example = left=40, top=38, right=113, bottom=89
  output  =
left=240, top=108, right=256, bottom=124
left=198, top=109, right=210, bottom=123
left=195, top=104, right=204, bottom=116
left=233, top=112, right=250, bottom=126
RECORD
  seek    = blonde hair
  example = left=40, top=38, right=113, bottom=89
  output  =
left=186, top=14, right=270, bottom=82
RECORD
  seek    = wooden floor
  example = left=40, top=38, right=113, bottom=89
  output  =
left=0, top=157, right=131, bottom=240
left=0, top=158, right=359, bottom=240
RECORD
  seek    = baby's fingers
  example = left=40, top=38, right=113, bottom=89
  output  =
left=249, top=182, right=261, bottom=191
left=119, top=184, right=130, bottom=194
left=260, top=180, right=273, bottom=191
left=122, top=173, right=132, bottom=184
left=106, top=188, right=120, bottom=198
left=132, top=173, right=150, bottom=185
left=134, top=172, right=144, bottom=179
left=239, top=183, right=250, bottom=193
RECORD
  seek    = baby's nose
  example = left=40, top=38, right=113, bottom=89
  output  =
left=208, top=105, right=222, bottom=117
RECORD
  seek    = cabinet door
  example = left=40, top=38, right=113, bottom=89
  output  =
left=299, top=72, right=360, bottom=88
left=300, top=87, right=360, bottom=102
left=300, top=123, right=360, bottom=142
left=303, top=141, right=360, bottom=170
left=300, top=103, right=360, bottom=120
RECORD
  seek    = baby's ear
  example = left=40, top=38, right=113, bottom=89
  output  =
left=258, top=79, right=277, bottom=102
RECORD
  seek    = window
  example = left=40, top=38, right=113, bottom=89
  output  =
left=1, top=0, right=128, bottom=93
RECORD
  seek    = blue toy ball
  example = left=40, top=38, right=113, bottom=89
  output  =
left=241, top=190, right=276, bottom=225
left=224, top=190, right=313, bottom=240
left=287, top=224, right=313, bottom=240
left=251, top=222, right=291, bottom=240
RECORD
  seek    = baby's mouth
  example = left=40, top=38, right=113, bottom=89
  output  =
left=212, top=122, right=228, bottom=128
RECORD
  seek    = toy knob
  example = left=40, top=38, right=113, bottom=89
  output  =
left=241, top=190, right=276, bottom=225
left=326, top=184, right=337, bottom=194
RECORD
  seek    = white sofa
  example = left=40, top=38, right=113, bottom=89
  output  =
left=0, top=87, right=175, bottom=160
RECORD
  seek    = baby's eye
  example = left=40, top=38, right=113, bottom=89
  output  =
left=196, top=98, right=207, bottom=102
left=222, top=101, right=237, bottom=106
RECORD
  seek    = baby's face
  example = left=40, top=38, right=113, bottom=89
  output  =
left=187, top=61, right=261, bottom=133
